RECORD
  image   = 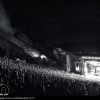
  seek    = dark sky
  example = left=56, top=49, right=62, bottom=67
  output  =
left=3, top=0, right=100, bottom=46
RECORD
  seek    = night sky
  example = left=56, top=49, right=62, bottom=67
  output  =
left=2, top=0, right=100, bottom=46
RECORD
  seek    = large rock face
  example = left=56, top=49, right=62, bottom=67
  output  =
left=53, top=48, right=67, bottom=70
left=0, top=1, right=41, bottom=62
left=53, top=48, right=66, bottom=63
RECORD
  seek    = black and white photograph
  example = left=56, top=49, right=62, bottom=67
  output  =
left=0, top=0, right=100, bottom=98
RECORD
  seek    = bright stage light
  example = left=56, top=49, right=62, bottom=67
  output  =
left=40, top=55, right=47, bottom=60
left=84, top=60, right=100, bottom=81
